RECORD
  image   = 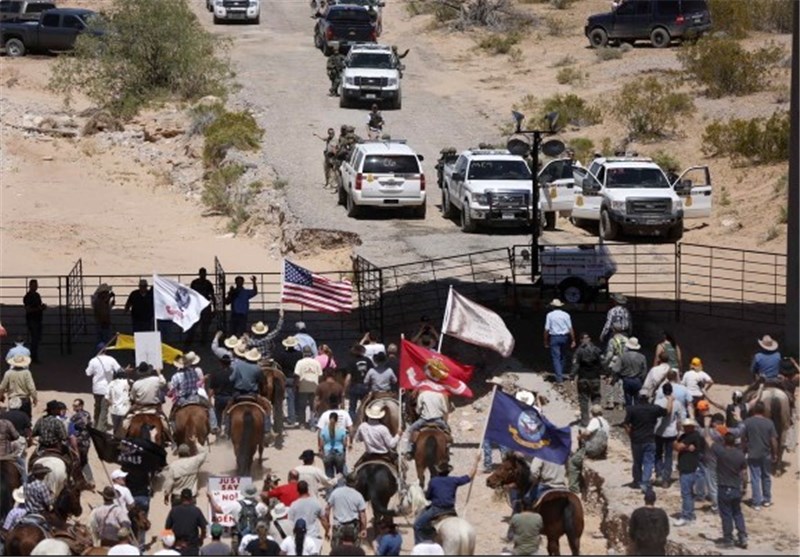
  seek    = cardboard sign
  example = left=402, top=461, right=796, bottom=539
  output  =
left=208, top=475, right=253, bottom=528
left=134, top=331, right=164, bottom=371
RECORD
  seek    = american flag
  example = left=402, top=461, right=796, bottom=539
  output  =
left=281, top=260, right=353, bottom=313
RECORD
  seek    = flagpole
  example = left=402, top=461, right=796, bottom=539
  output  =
left=461, top=384, right=497, bottom=518
left=152, top=273, right=158, bottom=333
left=437, top=286, right=454, bottom=353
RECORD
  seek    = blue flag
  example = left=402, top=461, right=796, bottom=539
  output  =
left=484, top=390, right=572, bottom=464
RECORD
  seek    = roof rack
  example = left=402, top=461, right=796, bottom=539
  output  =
left=358, top=138, right=408, bottom=144
left=467, top=148, right=512, bottom=156
left=601, top=156, right=654, bottom=163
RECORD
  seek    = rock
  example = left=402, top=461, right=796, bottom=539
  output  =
left=195, top=95, right=223, bottom=108
left=720, top=217, right=742, bottom=233
left=42, top=155, right=53, bottom=161
left=83, top=111, right=124, bottom=136
left=22, top=113, right=44, bottom=128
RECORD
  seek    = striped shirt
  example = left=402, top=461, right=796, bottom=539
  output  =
left=24, top=479, right=52, bottom=514
left=3, top=506, right=27, bottom=530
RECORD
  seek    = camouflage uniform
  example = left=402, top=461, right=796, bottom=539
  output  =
left=327, top=49, right=346, bottom=96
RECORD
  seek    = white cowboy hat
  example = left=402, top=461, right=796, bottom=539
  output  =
left=6, top=354, right=31, bottom=368
left=757, top=335, right=778, bottom=351
left=515, top=390, right=535, bottom=407
left=95, top=283, right=112, bottom=293
left=251, top=321, right=269, bottom=336
left=183, top=351, right=201, bottom=366
left=223, top=335, right=240, bottom=349
left=625, top=337, right=641, bottom=351
left=282, top=336, right=299, bottom=348
left=244, top=348, right=262, bottom=363
left=682, top=418, right=699, bottom=428
left=12, top=487, right=25, bottom=504
left=365, top=404, right=386, bottom=420
left=610, top=293, right=628, bottom=305
left=234, top=341, right=249, bottom=358
left=549, top=299, right=564, bottom=308
left=271, top=503, right=289, bottom=519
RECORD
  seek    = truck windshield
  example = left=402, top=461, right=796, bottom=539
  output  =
left=363, top=155, right=420, bottom=174
left=348, top=53, right=393, bottom=69
left=468, top=160, right=531, bottom=180
left=327, top=8, right=372, bottom=22
left=605, top=167, right=670, bottom=188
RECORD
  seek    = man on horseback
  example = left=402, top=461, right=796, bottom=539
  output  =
left=169, top=352, right=217, bottom=435
left=227, top=346, right=273, bottom=437
left=402, top=389, right=450, bottom=461
left=355, top=405, right=400, bottom=462
left=244, top=307, right=285, bottom=359
left=412, top=459, right=478, bottom=544
left=126, top=362, right=171, bottom=444
left=528, top=455, right=568, bottom=502
left=23, top=464, right=53, bottom=515
left=31, top=400, right=73, bottom=471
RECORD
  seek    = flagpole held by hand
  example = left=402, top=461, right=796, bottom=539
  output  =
left=461, top=384, right=497, bottom=516
left=437, top=286, right=454, bottom=353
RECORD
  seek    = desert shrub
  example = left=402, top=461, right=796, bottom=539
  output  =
left=203, top=109, right=263, bottom=168
left=549, top=0, right=575, bottom=8
left=708, top=0, right=794, bottom=36
left=552, top=54, right=576, bottom=67
left=751, top=0, right=794, bottom=33
left=545, top=15, right=567, bottom=36
left=556, top=66, right=584, bottom=85
left=677, top=36, right=783, bottom=98
left=568, top=138, right=594, bottom=163
left=650, top=150, right=682, bottom=173
left=595, top=47, right=624, bottom=61
left=611, top=76, right=695, bottom=139
left=539, top=94, right=602, bottom=130
left=707, top=0, right=751, bottom=38
left=478, top=32, right=521, bottom=54
left=702, top=111, right=790, bottom=164
left=778, top=204, right=788, bottom=224
left=50, top=0, right=231, bottom=119
left=202, top=164, right=246, bottom=214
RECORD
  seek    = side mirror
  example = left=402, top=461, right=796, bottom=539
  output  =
left=417, top=154, right=424, bottom=162
left=675, top=179, right=692, bottom=194
left=452, top=171, right=464, bottom=181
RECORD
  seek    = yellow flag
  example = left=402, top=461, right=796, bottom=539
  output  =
left=107, top=334, right=183, bottom=364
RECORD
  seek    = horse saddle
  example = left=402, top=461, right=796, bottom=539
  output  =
left=533, top=488, right=573, bottom=511
left=354, top=452, right=400, bottom=480
left=417, top=423, right=452, bottom=441
left=18, top=514, right=51, bottom=535
left=129, top=404, right=161, bottom=416
left=226, top=398, right=268, bottom=418
left=431, top=509, right=459, bottom=523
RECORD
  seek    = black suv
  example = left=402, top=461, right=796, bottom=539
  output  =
left=585, top=0, right=711, bottom=49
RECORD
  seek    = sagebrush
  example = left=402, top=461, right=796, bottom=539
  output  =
left=702, top=111, right=790, bottom=164
left=202, top=108, right=264, bottom=168
left=612, top=76, right=695, bottom=139
left=538, top=94, right=602, bottom=130
left=708, top=0, right=794, bottom=37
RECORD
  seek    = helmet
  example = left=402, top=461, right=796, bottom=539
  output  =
left=732, top=390, right=744, bottom=403
left=696, top=400, right=710, bottom=412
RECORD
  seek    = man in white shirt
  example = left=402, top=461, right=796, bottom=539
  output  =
left=293, top=449, right=335, bottom=499
left=360, top=331, right=386, bottom=365
left=106, top=371, right=131, bottom=436
left=682, top=357, right=714, bottom=404
left=295, top=347, right=323, bottom=429
left=402, top=390, right=449, bottom=459
left=355, top=405, right=399, bottom=456
left=568, top=405, right=610, bottom=492
left=641, top=352, right=672, bottom=401
left=543, top=299, right=576, bottom=386
left=107, top=527, right=140, bottom=555
left=111, top=469, right=135, bottom=511
left=85, top=350, right=122, bottom=433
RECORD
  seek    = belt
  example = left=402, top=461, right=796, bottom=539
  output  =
left=336, top=519, right=359, bottom=526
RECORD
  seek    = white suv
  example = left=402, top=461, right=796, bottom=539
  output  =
left=210, top=0, right=260, bottom=24
left=337, top=139, right=426, bottom=219
left=340, top=43, right=402, bottom=109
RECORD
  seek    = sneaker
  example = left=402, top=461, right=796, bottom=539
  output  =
left=762, top=501, right=773, bottom=508
left=714, top=539, right=735, bottom=549
left=735, top=540, right=748, bottom=549
left=672, top=518, right=693, bottom=527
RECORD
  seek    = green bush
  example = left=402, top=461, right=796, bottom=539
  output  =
left=567, top=137, right=594, bottom=163
left=595, top=47, right=624, bottom=61
left=545, top=15, right=568, bottom=36
left=751, top=0, right=794, bottom=33
left=539, top=94, right=602, bottom=130
left=611, top=76, right=695, bottom=139
left=478, top=32, right=521, bottom=55
left=677, top=36, right=783, bottom=98
left=702, top=111, right=790, bottom=164
left=50, top=0, right=231, bottom=119
left=203, top=109, right=264, bottom=168
left=202, top=164, right=246, bottom=214
left=556, top=66, right=584, bottom=85
left=708, top=0, right=794, bottom=36
left=650, top=150, right=682, bottom=173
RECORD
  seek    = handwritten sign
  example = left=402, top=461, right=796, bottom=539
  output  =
left=134, top=331, right=164, bottom=371
left=208, top=475, right=253, bottom=528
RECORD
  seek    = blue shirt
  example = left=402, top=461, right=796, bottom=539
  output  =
left=230, top=287, right=257, bottom=315
left=377, top=532, right=403, bottom=556
left=425, top=475, right=470, bottom=509
left=320, top=426, right=346, bottom=454
left=229, top=360, right=262, bottom=393
left=654, top=382, right=692, bottom=410
left=751, top=351, right=781, bottom=379
left=294, top=332, right=318, bottom=357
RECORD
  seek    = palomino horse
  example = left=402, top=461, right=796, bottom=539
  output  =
left=229, top=401, right=269, bottom=476
left=0, top=458, right=22, bottom=519
left=402, top=484, right=476, bottom=555
left=173, top=403, right=210, bottom=454
left=487, top=453, right=584, bottom=555
left=127, top=413, right=170, bottom=448
left=413, top=428, right=450, bottom=489
left=4, top=483, right=86, bottom=555
left=746, top=386, right=793, bottom=475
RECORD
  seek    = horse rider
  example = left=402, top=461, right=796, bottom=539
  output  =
left=24, top=464, right=53, bottom=515
left=227, top=345, right=273, bottom=435
left=327, top=43, right=346, bottom=97
left=126, top=362, right=171, bottom=444
left=402, top=389, right=450, bottom=461
left=366, top=104, right=385, bottom=140
left=355, top=405, right=399, bottom=462
left=412, top=456, right=479, bottom=544
left=31, top=400, right=68, bottom=456
left=245, top=307, right=285, bottom=359
left=528, top=454, right=569, bottom=503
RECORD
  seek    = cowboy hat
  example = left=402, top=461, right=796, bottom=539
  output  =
left=282, top=336, right=299, bottom=348
left=365, top=404, right=386, bottom=420
left=244, top=348, right=262, bottom=363
left=183, top=351, right=201, bottom=366
left=434, top=463, right=453, bottom=475
left=223, top=335, right=240, bottom=349
left=625, top=337, right=641, bottom=350
left=682, top=418, right=699, bottom=428
left=99, top=486, right=117, bottom=500
left=46, top=400, right=61, bottom=413
left=233, top=341, right=249, bottom=358
left=515, top=390, right=535, bottom=407
left=251, top=321, right=269, bottom=336
left=610, top=293, right=628, bottom=305
left=6, top=354, right=31, bottom=368
left=12, top=487, right=25, bottom=504
left=549, top=298, right=564, bottom=308
left=271, top=503, right=289, bottom=520
left=241, top=484, right=258, bottom=498
left=95, top=283, right=112, bottom=293
left=758, top=335, right=778, bottom=351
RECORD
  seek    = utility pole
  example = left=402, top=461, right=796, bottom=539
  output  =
left=786, top=1, right=799, bottom=355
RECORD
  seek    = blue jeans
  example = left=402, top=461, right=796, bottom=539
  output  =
left=718, top=485, right=747, bottom=543
left=286, top=384, right=297, bottom=424
left=679, top=471, right=697, bottom=521
left=622, top=377, right=643, bottom=407
left=549, top=334, right=570, bottom=383
left=413, top=505, right=452, bottom=544
left=747, top=457, right=772, bottom=506
left=323, top=451, right=347, bottom=478
left=214, top=395, right=231, bottom=434
left=404, top=418, right=448, bottom=453
left=631, top=441, right=655, bottom=492
left=655, top=436, right=675, bottom=483
left=348, top=385, right=368, bottom=423
left=703, top=462, right=717, bottom=507
left=483, top=441, right=509, bottom=470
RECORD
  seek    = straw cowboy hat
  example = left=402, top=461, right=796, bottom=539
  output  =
left=610, top=293, right=628, bottom=305
left=95, top=283, right=112, bottom=294
left=6, top=354, right=31, bottom=368
left=234, top=341, right=249, bottom=358
left=625, top=337, right=641, bottom=351
left=515, top=390, right=536, bottom=407
left=183, top=352, right=201, bottom=366
left=12, top=487, right=25, bottom=504
left=549, top=299, right=565, bottom=308
left=682, top=418, right=699, bottom=428
left=271, top=503, right=289, bottom=520
left=244, top=348, right=262, bottom=363
left=251, top=321, right=269, bottom=336
left=758, top=335, right=778, bottom=351
left=282, top=336, right=299, bottom=348
left=365, top=404, right=386, bottom=420
left=223, top=335, right=240, bottom=349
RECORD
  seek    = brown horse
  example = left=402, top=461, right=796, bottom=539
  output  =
left=229, top=401, right=269, bottom=476
left=261, top=362, right=286, bottom=435
left=487, top=453, right=584, bottom=555
left=413, top=428, right=450, bottom=488
left=0, top=458, right=22, bottom=519
left=127, top=413, right=170, bottom=448
left=173, top=403, right=210, bottom=454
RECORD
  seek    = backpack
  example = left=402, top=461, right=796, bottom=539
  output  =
left=368, top=112, right=384, bottom=129
left=238, top=499, right=259, bottom=535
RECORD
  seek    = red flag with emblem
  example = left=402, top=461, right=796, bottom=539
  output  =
left=399, top=339, right=474, bottom=398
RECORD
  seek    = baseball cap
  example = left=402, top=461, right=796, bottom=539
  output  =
left=210, top=523, right=224, bottom=537
left=111, top=469, right=128, bottom=481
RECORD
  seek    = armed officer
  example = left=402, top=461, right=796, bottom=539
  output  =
left=327, top=43, right=346, bottom=97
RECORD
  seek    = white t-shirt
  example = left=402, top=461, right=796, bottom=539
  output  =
left=316, top=409, right=353, bottom=431
left=586, top=416, right=609, bottom=434
left=153, top=551, right=181, bottom=556
left=106, top=379, right=131, bottom=416
left=363, top=343, right=386, bottom=364
left=279, top=535, right=318, bottom=555
left=682, top=370, right=713, bottom=397
left=113, top=484, right=134, bottom=508
left=293, top=465, right=332, bottom=497
left=411, top=542, right=445, bottom=555
left=107, top=544, right=140, bottom=555
left=85, top=355, right=121, bottom=396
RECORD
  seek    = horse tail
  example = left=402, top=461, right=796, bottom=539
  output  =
left=424, top=433, right=438, bottom=477
left=769, top=392, right=785, bottom=451
left=563, top=493, right=584, bottom=555
left=237, top=410, right=254, bottom=476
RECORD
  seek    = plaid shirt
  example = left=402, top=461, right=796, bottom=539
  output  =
left=24, top=479, right=53, bottom=514
left=170, top=369, right=199, bottom=404
left=32, top=415, right=67, bottom=448
left=3, top=506, right=27, bottom=530
left=247, top=314, right=285, bottom=359
left=0, top=418, right=20, bottom=457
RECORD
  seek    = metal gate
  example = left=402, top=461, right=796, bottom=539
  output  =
left=214, top=256, right=227, bottom=334
left=64, top=258, right=86, bottom=354
left=353, top=255, right=384, bottom=339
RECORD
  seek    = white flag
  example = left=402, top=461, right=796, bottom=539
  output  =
left=153, top=274, right=210, bottom=332
left=441, top=289, right=515, bottom=357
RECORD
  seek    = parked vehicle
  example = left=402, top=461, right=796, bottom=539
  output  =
left=1, top=7, right=97, bottom=57
left=333, top=0, right=384, bottom=35
left=210, top=0, right=260, bottom=25
left=539, top=244, right=617, bottom=304
left=537, top=157, right=585, bottom=230
left=0, top=1, right=55, bottom=22
left=338, top=139, right=426, bottom=219
left=314, top=4, right=376, bottom=56
left=585, top=0, right=711, bottom=49
left=572, top=156, right=712, bottom=241
left=340, top=43, right=401, bottom=109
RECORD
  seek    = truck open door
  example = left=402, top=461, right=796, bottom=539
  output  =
left=673, top=166, right=712, bottom=219
left=572, top=165, right=603, bottom=221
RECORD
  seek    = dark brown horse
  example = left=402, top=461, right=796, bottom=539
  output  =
left=487, top=453, right=584, bottom=555
left=129, top=503, right=151, bottom=546
left=4, top=482, right=85, bottom=555
left=260, top=362, right=286, bottom=436
left=0, top=458, right=22, bottom=519
left=127, top=414, right=169, bottom=448
left=413, top=428, right=450, bottom=488
left=229, top=401, right=269, bottom=476
left=173, top=403, right=210, bottom=454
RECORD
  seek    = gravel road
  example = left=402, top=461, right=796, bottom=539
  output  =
left=197, top=1, right=585, bottom=265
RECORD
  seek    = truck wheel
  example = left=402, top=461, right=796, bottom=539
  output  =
left=339, top=94, right=349, bottom=109
left=346, top=193, right=361, bottom=218
left=544, top=211, right=556, bottom=231
left=392, top=92, right=402, bottom=110
left=460, top=201, right=477, bottom=233
left=559, top=278, right=590, bottom=304
left=323, top=44, right=333, bottom=56
left=588, top=28, right=608, bottom=48
left=213, top=16, right=221, bottom=25
left=314, top=33, right=322, bottom=50
left=668, top=221, right=684, bottom=241
left=413, top=203, right=426, bottom=220
left=5, top=38, right=26, bottom=57
left=650, top=27, right=671, bottom=48
left=253, top=15, right=260, bottom=25
left=441, top=189, right=454, bottom=219
left=337, top=176, right=346, bottom=206
left=600, top=209, right=619, bottom=241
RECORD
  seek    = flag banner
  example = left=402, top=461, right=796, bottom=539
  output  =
left=105, top=334, right=183, bottom=365
left=281, top=260, right=353, bottom=313
left=399, top=339, right=474, bottom=398
left=153, top=274, right=210, bottom=332
left=88, top=427, right=167, bottom=472
left=88, top=426, right=119, bottom=463
left=484, top=391, right=571, bottom=464
left=442, top=289, right=515, bottom=357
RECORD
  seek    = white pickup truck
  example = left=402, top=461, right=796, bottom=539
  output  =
left=573, top=157, right=712, bottom=241
left=209, top=0, right=260, bottom=24
left=340, top=43, right=402, bottom=109
left=437, top=149, right=579, bottom=233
